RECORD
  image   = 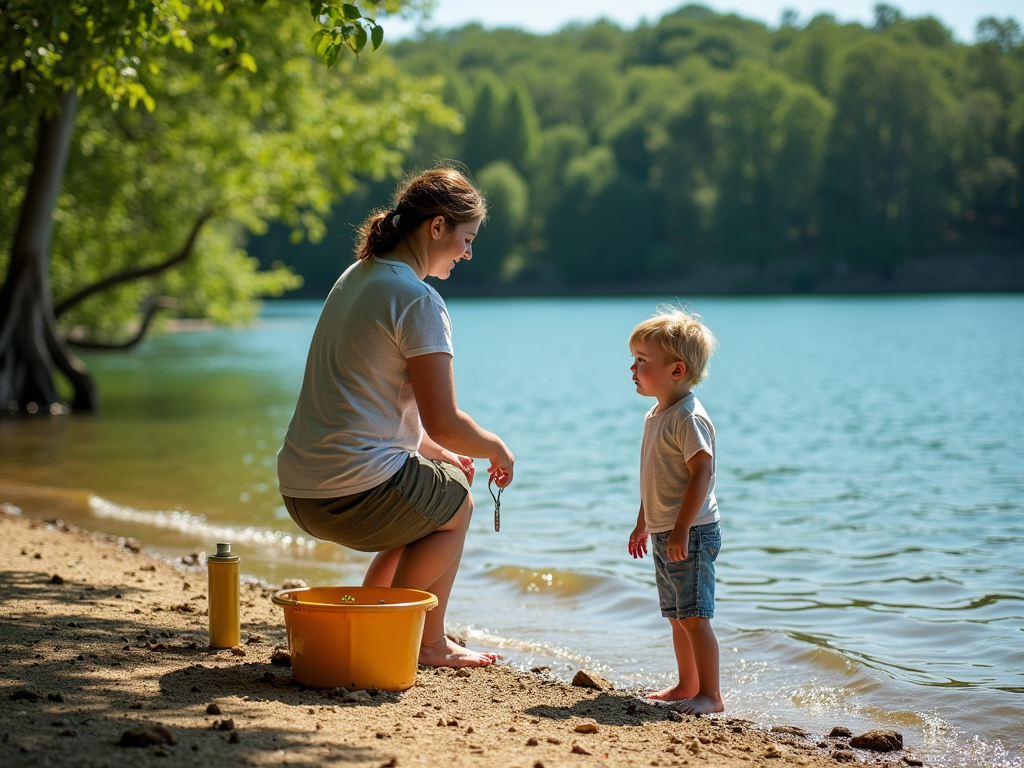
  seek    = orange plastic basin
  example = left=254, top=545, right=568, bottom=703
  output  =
left=271, top=586, right=437, bottom=691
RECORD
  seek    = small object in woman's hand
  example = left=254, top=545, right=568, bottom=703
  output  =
left=488, top=475, right=502, bottom=532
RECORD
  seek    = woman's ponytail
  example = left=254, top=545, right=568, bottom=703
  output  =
left=355, top=209, right=403, bottom=262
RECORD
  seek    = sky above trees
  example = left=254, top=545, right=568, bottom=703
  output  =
left=389, top=0, right=1020, bottom=43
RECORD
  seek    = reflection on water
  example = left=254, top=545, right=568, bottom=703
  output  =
left=2, top=296, right=1023, bottom=767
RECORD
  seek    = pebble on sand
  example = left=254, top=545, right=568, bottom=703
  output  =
left=206, top=703, right=222, bottom=715
left=570, top=670, right=612, bottom=690
left=574, top=723, right=599, bottom=734
left=118, top=725, right=177, bottom=747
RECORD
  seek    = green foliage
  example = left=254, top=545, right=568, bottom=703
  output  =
left=475, top=161, right=530, bottom=283
left=714, top=65, right=832, bottom=261
left=256, top=4, right=1024, bottom=292
left=1, top=1, right=456, bottom=341
left=821, top=37, right=949, bottom=262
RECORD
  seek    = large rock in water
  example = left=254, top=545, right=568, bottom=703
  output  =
left=849, top=729, right=903, bottom=752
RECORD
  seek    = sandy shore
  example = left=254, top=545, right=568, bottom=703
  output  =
left=0, top=511, right=925, bottom=767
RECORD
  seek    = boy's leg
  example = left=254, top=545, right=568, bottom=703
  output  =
left=671, top=617, right=724, bottom=715
left=362, top=546, right=405, bottom=587
left=646, top=618, right=699, bottom=700
left=390, top=492, right=497, bottom=668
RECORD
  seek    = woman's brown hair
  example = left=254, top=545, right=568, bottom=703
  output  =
left=355, top=166, right=487, bottom=262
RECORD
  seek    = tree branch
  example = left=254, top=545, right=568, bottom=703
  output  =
left=54, top=208, right=217, bottom=318
left=66, top=297, right=180, bottom=351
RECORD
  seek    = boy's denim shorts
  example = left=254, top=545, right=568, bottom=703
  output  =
left=652, top=521, right=722, bottom=620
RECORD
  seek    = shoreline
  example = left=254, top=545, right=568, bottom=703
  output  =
left=274, top=252, right=1024, bottom=301
left=1, top=510, right=926, bottom=767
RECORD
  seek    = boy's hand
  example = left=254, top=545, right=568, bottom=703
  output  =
left=628, top=526, right=649, bottom=559
left=666, top=527, right=689, bottom=562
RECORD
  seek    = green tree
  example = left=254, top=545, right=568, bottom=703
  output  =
left=820, top=38, right=948, bottom=266
left=714, top=65, right=832, bottom=261
left=976, top=17, right=1023, bottom=53
left=461, top=74, right=505, bottom=169
left=0, top=1, right=442, bottom=417
left=529, top=124, right=591, bottom=213
left=495, top=84, right=540, bottom=175
left=1010, top=97, right=1024, bottom=245
left=472, top=161, right=530, bottom=284
left=648, top=89, right=720, bottom=260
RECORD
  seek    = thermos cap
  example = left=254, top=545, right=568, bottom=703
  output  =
left=208, top=542, right=240, bottom=563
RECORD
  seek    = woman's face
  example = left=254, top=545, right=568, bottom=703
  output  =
left=427, top=217, right=481, bottom=280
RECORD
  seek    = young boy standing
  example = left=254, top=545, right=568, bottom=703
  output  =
left=627, top=308, right=724, bottom=715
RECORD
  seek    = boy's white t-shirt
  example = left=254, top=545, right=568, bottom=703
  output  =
left=277, top=258, right=453, bottom=498
left=640, top=392, right=719, bottom=534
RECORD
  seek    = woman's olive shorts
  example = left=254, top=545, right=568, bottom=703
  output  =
left=282, top=454, right=470, bottom=552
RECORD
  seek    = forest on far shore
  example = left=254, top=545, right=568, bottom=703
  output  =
left=251, top=3, right=1024, bottom=296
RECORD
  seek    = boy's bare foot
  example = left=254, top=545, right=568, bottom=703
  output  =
left=646, top=683, right=698, bottom=701
left=670, top=693, right=725, bottom=715
left=419, top=636, right=498, bottom=668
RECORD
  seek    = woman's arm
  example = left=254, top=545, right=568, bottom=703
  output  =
left=407, top=352, right=514, bottom=487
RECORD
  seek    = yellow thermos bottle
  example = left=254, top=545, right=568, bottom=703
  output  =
left=208, top=542, right=240, bottom=648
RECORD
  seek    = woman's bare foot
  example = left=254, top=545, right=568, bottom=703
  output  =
left=419, top=636, right=498, bottom=668
left=646, top=683, right=698, bottom=701
left=670, top=693, right=725, bottom=715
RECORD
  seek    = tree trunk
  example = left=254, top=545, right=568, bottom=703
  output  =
left=0, top=89, right=96, bottom=417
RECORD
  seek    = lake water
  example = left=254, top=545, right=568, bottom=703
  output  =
left=2, top=295, right=1023, bottom=767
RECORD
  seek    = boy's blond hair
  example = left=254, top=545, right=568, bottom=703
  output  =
left=629, top=307, right=718, bottom=387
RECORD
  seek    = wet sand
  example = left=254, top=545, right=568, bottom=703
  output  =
left=0, top=511, right=924, bottom=767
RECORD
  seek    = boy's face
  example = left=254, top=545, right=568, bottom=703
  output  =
left=630, top=340, right=687, bottom=399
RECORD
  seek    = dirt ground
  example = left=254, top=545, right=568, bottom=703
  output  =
left=0, top=511, right=927, bottom=767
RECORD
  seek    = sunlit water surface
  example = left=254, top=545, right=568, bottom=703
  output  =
left=2, top=295, right=1022, bottom=767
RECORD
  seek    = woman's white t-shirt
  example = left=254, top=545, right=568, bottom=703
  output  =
left=277, top=258, right=453, bottom=497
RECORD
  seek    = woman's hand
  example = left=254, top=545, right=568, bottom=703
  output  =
left=420, top=435, right=476, bottom=485
left=487, top=446, right=514, bottom=488
left=442, top=450, right=475, bottom=485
